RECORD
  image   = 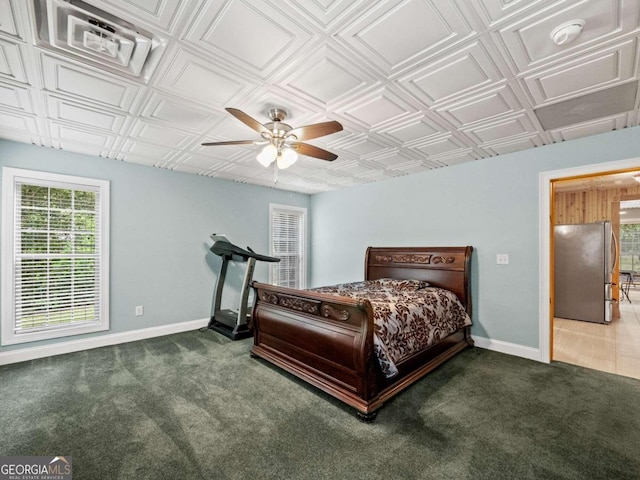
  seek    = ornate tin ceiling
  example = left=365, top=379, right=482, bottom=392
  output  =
left=1, top=0, right=639, bottom=194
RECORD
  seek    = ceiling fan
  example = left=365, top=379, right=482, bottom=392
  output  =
left=202, top=108, right=343, bottom=170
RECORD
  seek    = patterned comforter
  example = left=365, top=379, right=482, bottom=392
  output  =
left=310, top=279, right=471, bottom=378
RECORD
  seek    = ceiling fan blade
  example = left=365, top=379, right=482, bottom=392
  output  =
left=291, top=142, right=338, bottom=161
left=201, top=140, right=257, bottom=146
left=287, top=120, right=343, bottom=141
left=225, top=108, right=271, bottom=136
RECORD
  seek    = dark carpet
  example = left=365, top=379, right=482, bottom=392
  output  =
left=1, top=331, right=639, bottom=479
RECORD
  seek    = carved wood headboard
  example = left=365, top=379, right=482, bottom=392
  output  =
left=364, top=246, right=473, bottom=315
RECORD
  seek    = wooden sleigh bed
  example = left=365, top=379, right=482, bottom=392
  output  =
left=250, top=246, right=474, bottom=422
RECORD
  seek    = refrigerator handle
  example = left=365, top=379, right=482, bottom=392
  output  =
left=612, top=230, right=618, bottom=272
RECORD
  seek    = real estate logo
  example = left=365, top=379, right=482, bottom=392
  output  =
left=0, top=456, right=72, bottom=480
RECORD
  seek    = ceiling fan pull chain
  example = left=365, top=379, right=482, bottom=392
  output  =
left=273, top=162, right=279, bottom=184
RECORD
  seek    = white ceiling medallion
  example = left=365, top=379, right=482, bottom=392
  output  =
left=550, top=19, right=585, bottom=46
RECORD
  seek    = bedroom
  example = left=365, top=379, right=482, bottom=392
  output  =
left=1, top=0, right=640, bottom=478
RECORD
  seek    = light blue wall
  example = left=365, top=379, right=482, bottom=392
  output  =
left=310, top=126, right=640, bottom=349
left=0, top=140, right=309, bottom=352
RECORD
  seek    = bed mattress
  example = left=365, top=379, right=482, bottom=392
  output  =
left=310, top=279, right=471, bottom=377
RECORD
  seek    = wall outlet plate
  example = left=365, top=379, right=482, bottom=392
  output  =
left=135, top=305, right=144, bottom=316
left=496, top=253, right=509, bottom=265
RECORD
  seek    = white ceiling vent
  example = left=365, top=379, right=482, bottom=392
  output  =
left=32, top=0, right=166, bottom=82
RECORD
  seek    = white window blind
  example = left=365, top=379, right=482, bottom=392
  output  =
left=2, top=168, right=110, bottom=345
left=270, top=205, right=306, bottom=289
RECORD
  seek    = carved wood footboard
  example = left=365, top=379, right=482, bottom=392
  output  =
left=250, top=246, right=473, bottom=421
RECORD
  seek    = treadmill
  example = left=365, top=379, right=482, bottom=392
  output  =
left=207, top=234, right=279, bottom=340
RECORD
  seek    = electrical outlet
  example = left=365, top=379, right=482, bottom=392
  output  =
left=496, top=254, right=509, bottom=265
left=135, top=305, right=144, bottom=316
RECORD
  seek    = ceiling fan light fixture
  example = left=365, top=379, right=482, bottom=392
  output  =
left=276, top=148, right=298, bottom=170
left=256, top=144, right=277, bottom=167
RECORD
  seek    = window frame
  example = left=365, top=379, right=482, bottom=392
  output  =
left=269, top=203, right=307, bottom=289
left=1, top=167, right=110, bottom=346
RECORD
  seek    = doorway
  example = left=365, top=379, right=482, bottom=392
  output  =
left=540, top=157, right=640, bottom=378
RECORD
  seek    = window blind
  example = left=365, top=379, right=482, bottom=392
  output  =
left=13, top=181, right=102, bottom=333
left=271, top=207, right=304, bottom=289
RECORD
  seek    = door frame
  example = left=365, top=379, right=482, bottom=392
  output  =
left=539, top=157, right=640, bottom=363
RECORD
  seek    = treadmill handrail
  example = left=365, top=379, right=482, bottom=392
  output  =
left=209, top=238, right=280, bottom=263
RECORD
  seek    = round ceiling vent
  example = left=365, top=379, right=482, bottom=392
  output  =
left=550, top=20, right=585, bottom=46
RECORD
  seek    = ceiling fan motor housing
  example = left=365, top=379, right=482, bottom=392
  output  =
left=268, top=108, right=287, bottom=122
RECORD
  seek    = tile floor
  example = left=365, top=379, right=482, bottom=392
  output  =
left=553, top=288, right=640, bottom=380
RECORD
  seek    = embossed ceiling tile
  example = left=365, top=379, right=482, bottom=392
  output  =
left=306, top=167, right=350, bottom=181
left=40, top=52, right=142, bottom=111
left=0, top=0, right=28, bottom=39
left=0, top=130, right=42, bottom=145
left=242, top=88, right=321, bottom=126
left=355, top=169, right=397, bottom=182
left=274, top=179, right=331, bottom=195
left=277, top=44, right=378, bottom=107
left=367, top=150, right=421, bottom=168
left=628, top=110, right=640, bottom=127
left=523, top=40, right=636, bottom=106
left=140, top=91, right=222, bottom=131
left=332, top=134, right=393, bottom=158
left=0, top=38, right=29, bottom=84
left=437, top=85, right=524, bottom=127
left=214, top=161, right=269, bottom=178
left=170, top=164, right=209, bottom=175
left=379, top=115, right=445, bottom=145
left=339, top=87, right=416, bottom=129
left=121, top=139, right=180, bottom=161
left=496, top=0, right=639, bottom=73
left=333, top=159, right=381, bottom=176
left=412, top=134, right=470, bottom=157
left=48, top=121, right=116, bottom=148
left=45, top=95, right=126, bottom=132
left=283, top=0, right=368, bottom=29
left=129, top=118, right=194, bottom=148
left=388, top=161, right=437, bottom=175
left=398, top=39, right=507, bottom=107
left=432, top=150, right=479, bottom=166
left=155, top=47, right=256, bottom=108
left=549, top=113, right=628, bottom=142
left=248, top=171, right=308, bottom=192
left=51, top=142, right=111, bottom=158
left=0, top=82, right=34, bottom=113
left=462, top=113, right=538, bottom=143
left=182, top=0, right=314, bottom=79
left=97, top=0, right=189, bottom=32
left=480, top=134, right=546, bottom=155
left=283, top=162, right=329, bottom=179
left=472, top=0, right=555, bottom=27
left=124, top=155, right=163, bottom=166
left=0, top=109, right=39, bottom=134
left=337, top=0, right=473, bottom=75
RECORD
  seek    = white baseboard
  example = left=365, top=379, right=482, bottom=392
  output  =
left=0, top=318, right=209, bottom=366
left=473, top=335, right=544, bottom=362
left=0, top=323, right=544, bottom=367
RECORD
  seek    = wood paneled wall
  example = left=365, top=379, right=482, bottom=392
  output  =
left=554, top=184, right=640, bottom=224
left=553, top=183, right=640, bottom=320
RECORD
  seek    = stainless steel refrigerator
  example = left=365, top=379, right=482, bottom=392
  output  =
left=554, top=221, right=616, bottom=324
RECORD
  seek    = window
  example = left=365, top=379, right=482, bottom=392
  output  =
left=269, top=204, right=306, bottom=289
left=1, top=168, right=109, bottom=345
